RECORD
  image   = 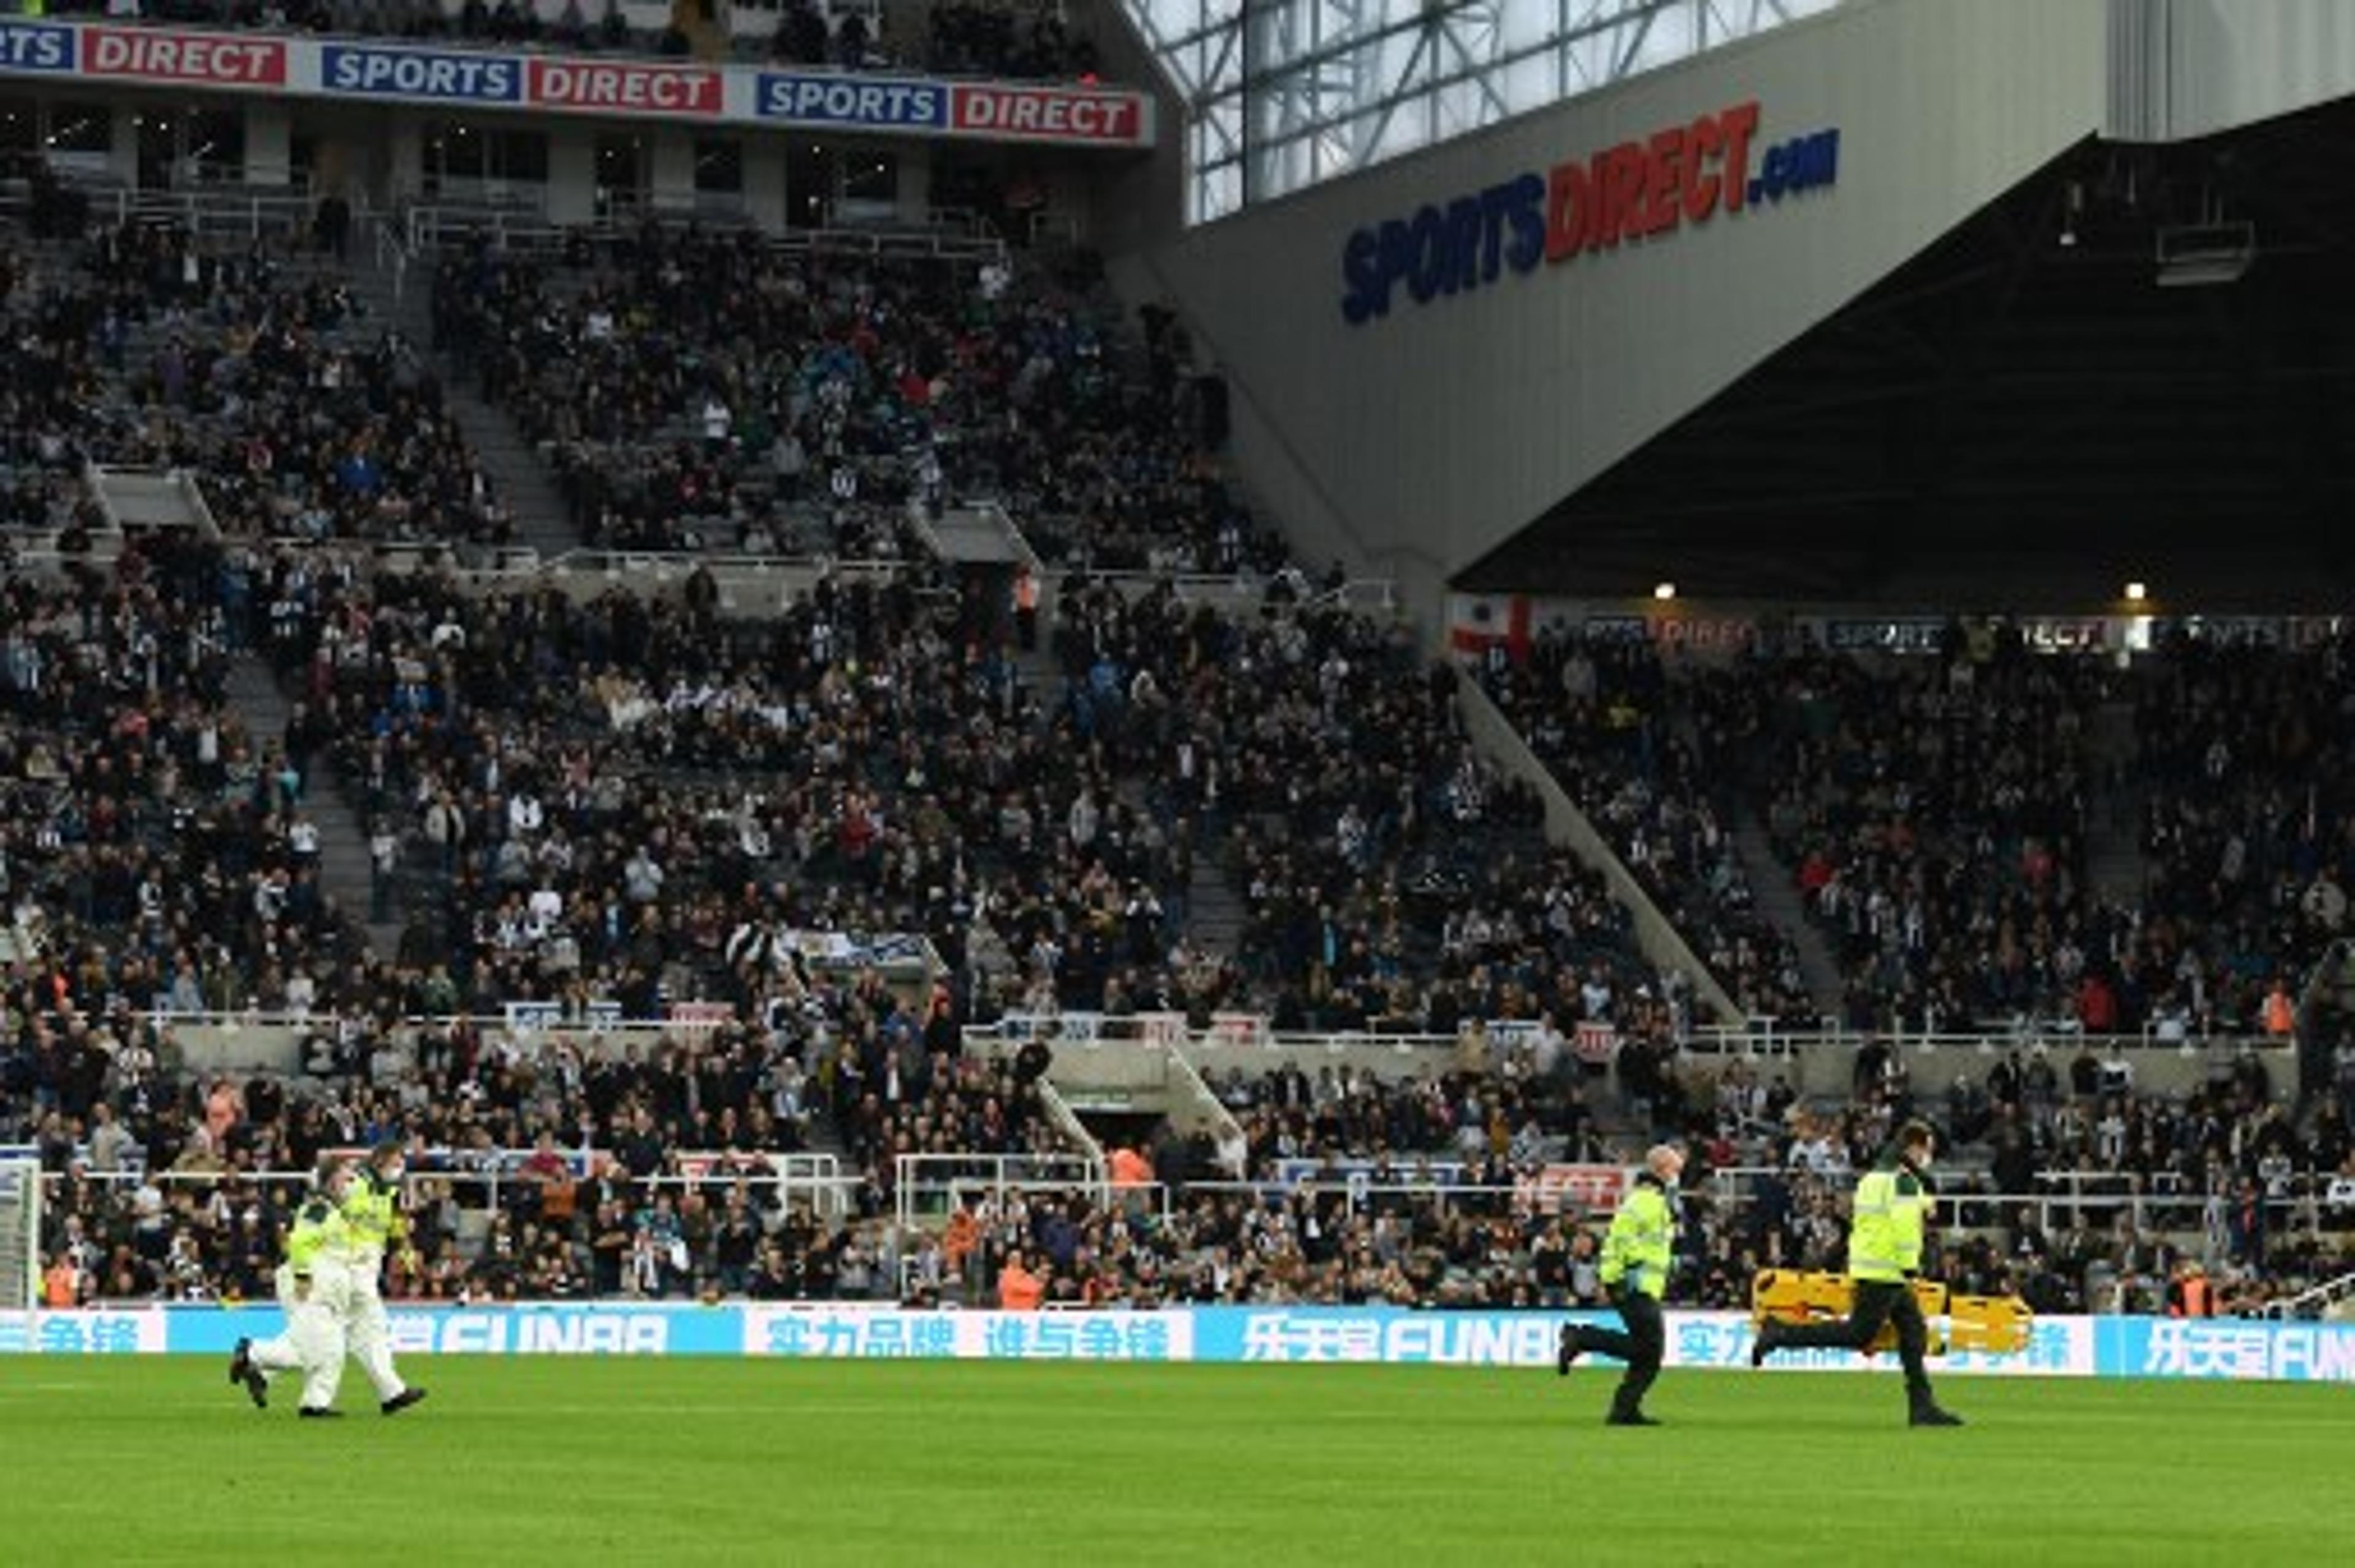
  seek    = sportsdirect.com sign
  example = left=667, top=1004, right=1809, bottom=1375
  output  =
left=1339, top=101, right=1838, bottom=325
left=0, top=19, right=1151, bottom=149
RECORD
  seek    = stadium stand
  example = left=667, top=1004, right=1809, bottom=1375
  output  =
left=4, top=216, right=507, bottom=548
left=0, top=537, right=370, bottom=1021
left=1, top=200, right=2346, bottom=1325
left=431, top=224, right=1284, bottom=573
left=1478, top=630, right=1820, bottom=1023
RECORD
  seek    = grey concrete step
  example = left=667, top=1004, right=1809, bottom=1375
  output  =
left=221, top=652, right=389, bottom=960
left=440, top=380, right=583, bottom=562
left=2085, top=699, right=2150, bottom=908
left=1733, top=815, right=1846, bottom=1013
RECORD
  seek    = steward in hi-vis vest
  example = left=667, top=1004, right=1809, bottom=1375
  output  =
left=1556, top=1143, right=1685, bottom=1426
left=1752, top=1120, right=1963, bottom=1428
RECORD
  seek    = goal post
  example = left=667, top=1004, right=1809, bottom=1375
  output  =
left=0, top=1160, right=41, bottom=1312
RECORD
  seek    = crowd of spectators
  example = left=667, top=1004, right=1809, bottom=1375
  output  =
left=1480, top=631, right=1817, bottom=1023
left=1747, top=633, right=2105, bottom=1030
left=432, top=224, right=1285, bottom=576
left=1488, top=620, right=2355, bottom=1047
left=9, top=963, right=1029, bottom=1304
left=0, top=536, right=369, bottom=1028
left=3, top=217, right=508, bottom=549
left=238, top=536, right=1681, bottom=1048
left=1685, top=1038, right=2354, bottom=1316
left=40, top=1, right=1102, bottom=82
left=2129, top=632, right=2355, bottom=1037
left=1031, top=575, right=1682, bottom=1043
left=17, top=939, right=2350, bottom=1312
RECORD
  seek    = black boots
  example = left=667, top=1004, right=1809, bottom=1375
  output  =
left=228, top=1338, right=267, bottom=1409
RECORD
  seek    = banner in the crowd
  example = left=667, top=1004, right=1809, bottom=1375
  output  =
left=1515, top=1163, right=1634, bottom=1214
left=8, top=1306, right=2349, bottom=1383
left=1271, top=1157, right=1476, bottom=1189
left=786, top=930, right=933, bottom=973
left=0, top=21, right=1153, bottom=149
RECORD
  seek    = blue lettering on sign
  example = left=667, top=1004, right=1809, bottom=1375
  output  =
left=37, top=1315, right=88, bottom=1355
left=765, top=1315, right=814, bottom=1357
left=0, top=21, right=75, bottom=73
left=29, top=1303, right=2345, bottom=1384
left=756, top=72, right=947, bottom=127
left=1340, top=173, right=1545, bottom=325
left=321, top=45, right=521, bottom=103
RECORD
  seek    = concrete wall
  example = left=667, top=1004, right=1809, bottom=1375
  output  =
left=2142, top=0, right=2355, bottom=139
left=1116, top=0, right=2112, bottom=624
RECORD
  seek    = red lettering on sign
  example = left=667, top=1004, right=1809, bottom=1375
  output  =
left=1542, top=101, right=1769, bottom=267
left=85, top=28, right=286, bottom=86
left=1544, top=160, right=1590, bottom=262
left=1718, top=101, right=1761, bottom=212
left=1682, top=113, right=1725, bottom=224
left=949, top=85, right=1141, bottom=143
left=1597, top=142, right=1646, bottom=249
left=526, top=58, right=721, bottom=117
left=1641, top=127, right=1684, bottom=237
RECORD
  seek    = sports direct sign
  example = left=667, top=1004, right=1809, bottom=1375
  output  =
left=0, top=20, right=1152, bottom=149
left=1339, top=100, right=1837, bottom=325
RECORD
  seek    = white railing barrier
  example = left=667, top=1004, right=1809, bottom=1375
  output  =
left=406, top=202, right=1008, bottom=266
left=40, top=1151, right=852, bottom=1219
left=2266, top=1271, right=2355, bottom=1321
left=962, top=1013, right=2296, bottom=1062
left=890, top=1153, right=1106, bottom=1237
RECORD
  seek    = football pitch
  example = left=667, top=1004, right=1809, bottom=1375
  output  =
left=1, top=1359, right=2345, bottom=1566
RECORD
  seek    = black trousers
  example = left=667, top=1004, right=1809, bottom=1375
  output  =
left=1580, top=1287, right=1664, bottom=1415
left=1772, top=1278, right=1935, bottom=1402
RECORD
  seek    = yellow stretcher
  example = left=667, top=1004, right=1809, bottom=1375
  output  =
left=1750, top=1269, right=2035, bottom=1356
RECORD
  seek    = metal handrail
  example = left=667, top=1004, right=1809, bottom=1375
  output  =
left=1042, top=565, right=1400, bottom=613
left=372, top=214, right=413, bottom=308
left=891, top=1152, right=1107, bottom=1236
left=408, top=202, right=1009, bottom=265
left=961, top=1012, right=2300, bottom=1056
left=2264, top=1271, right=2355, bottom=1320
left=366, top=540, right=925, bottom=585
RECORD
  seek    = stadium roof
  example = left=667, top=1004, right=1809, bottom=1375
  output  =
left=1457, top=93, right=2355, bottom=613
left=1116, top=0, right=1838, bottom=223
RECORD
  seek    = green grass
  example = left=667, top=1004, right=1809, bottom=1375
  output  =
left=1, top=1360, right=2346, bottom=1566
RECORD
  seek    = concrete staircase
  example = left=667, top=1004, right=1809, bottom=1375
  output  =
left=1732, top=814, right=1846, bottom=1014
left=1183, top=817, right=1250, bottom=966
left=2084, top=699, right=2151, bottom=909
left=440, top=379, right=583, bottom=561
left=343, top=234, right=582, bottom=562
left=223, top=652, right=401, bottom=957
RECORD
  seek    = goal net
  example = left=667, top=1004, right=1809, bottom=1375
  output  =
left=0, top=1160, right=40, bottom=1312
